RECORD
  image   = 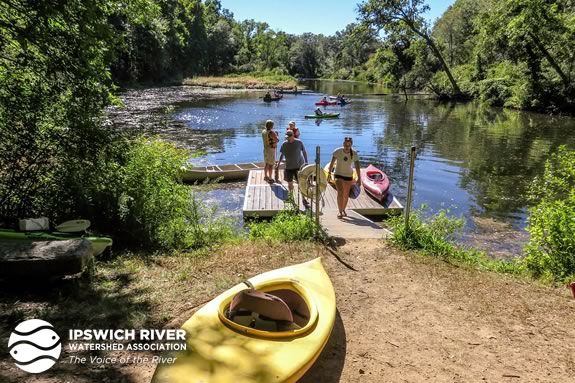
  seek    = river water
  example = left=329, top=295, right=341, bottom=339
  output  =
left=110, top=81, right=575, bottom=257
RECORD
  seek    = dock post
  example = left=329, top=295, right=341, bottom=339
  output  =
left=315, top=146, right=321, bottom=232
left=404, top=146, right=417, bottom=229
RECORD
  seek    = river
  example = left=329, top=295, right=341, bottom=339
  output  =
left=109, top=81, right=575, bottom=257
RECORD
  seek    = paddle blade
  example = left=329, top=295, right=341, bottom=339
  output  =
left=55, top=219, right=91, bottom=233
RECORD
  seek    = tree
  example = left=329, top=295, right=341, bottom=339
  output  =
left=289, top=34, right=322, bottom=78
left=360, top=0, right=462, bottom=95
left=478, top=0, right=573, bottom=90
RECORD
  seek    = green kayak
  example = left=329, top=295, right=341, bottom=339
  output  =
left=304, top=113, right=340, bottom=119
left=0, top=229, right=112, bottom=256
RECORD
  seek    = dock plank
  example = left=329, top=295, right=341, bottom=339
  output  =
left=243, top=170, right=402, bottom=238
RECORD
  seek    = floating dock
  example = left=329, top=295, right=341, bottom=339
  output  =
left=243, top=170, right=403, bottom=239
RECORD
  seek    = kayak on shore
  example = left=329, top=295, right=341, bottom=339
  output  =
left=0, top=229, right=112, bottom=256
left=152, top=258, right=336, bottom=383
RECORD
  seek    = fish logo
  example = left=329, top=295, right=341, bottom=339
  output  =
left=8, top=319, right=61, bottom=373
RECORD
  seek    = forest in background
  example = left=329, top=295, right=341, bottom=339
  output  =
left=105, top=0, right=574, bottom=114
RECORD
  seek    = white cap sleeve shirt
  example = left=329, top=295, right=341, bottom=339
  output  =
left=332, top=147, right=359, bottom=177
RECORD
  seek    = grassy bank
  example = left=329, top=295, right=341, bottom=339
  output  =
left=183, top=72, right=298, bottom=90
left=388, top=211, right=524, bottom=276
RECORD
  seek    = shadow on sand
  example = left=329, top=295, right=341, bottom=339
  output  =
left=0, top=270, right=153, bottom=383
left=299, top=309, right=346, bottom=382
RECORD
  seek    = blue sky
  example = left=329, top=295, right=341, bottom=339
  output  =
left=219, top=0, right=454, bottom=35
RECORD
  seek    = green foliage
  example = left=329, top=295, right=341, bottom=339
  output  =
left=109, top=138, right=235, bottom=249
left=523, top=146, right=575, bottom=282
left=478, top=78, right=513, bottom=107
left=389, top=209, right=521, bottom=273
left=248, top=203, right=317, bottom=242
left=0, top=0, right=119, bottom=220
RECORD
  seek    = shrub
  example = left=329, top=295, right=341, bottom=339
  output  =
left=248, top=203, right=316, bottom=242
left=478, top=78, right=512, bottom=106
left=389, top=209, right=521, bottom=273
left=523, top=146, right=575, bottom=282
left=112, top=137, right=235, bottom=250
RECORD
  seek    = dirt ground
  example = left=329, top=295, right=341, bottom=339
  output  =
left=1, top=239, right=574, bottom=383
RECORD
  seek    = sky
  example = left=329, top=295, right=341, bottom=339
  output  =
left=219, top=0, right=455, bottom=35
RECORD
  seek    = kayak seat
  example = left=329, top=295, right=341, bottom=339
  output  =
left=229, top=289, right=294, bottom=323
left=267, top=289, right=310, bottom=327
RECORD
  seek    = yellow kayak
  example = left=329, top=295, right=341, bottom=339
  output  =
left=323, top=163, right=358, bottom=185
left=152, top=258, right=336, bottom=383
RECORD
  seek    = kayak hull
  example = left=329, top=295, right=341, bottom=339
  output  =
left=315, top=101, right=337, bottom=106
left=181, top=162, right=266, bottom=182
left=152, top=258, right=336, bottom=383
left=360, top=164, right=390, bottom=202
left=304, top=113, right=340, bottom=119
left=0, top=229, right=112, bottom=256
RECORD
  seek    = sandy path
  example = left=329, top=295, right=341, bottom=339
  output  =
left=302, top=240, right=575, bottom=382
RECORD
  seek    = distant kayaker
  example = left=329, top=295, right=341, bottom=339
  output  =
left=277, top=130, right=309, bottom=206
left=326, top=137, right=362, bottom=218
left=262, top=120, right=279, bottom=183
left=315, top=107, right=323, bottom=116
left=286, top=121, right=300, bottom=139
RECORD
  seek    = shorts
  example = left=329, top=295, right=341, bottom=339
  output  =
left=264, top=148, right=275, bottom=165
left=335, top=174, right=353, bottom=181
left=284, top=168, right=299, bottom=183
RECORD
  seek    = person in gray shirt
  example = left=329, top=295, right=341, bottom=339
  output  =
left=277, top=130, right=309, bottom=205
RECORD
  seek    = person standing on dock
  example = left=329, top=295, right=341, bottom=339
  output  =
left=326, top=137, right=362, bottom=219
left=277, top=130, right=309, bottom=206
left=262, top=120, right=279, bottom=183
left=286, top=121, right=300, bottom=139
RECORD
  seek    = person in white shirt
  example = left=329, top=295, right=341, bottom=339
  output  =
left=326, top=137, right=362, bottom=218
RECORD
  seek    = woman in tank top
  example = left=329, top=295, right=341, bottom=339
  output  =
left=326, top=137, right=362, bottom=218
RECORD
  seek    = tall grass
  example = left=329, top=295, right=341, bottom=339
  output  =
left=248, top=202, right=317, bottom=242
left=389, top=209, right=523, bottom=274
left=183, top=70, right=297, bottom=89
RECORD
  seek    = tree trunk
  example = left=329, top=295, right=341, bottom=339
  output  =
left=529, top=32, right=570, bottom=88
left=406, top=22, right=461, bottom=95
left=425, top=35, right=461, bottom=95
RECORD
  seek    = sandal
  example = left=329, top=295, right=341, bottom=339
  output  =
left=337, top=212, right=343, bottom=219
left=342, top=210, right=348, bottom=217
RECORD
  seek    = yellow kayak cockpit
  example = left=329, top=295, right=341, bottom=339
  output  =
left=152, top=258, right=335, bottom=383
left=218, top=279, right=318, bottom=339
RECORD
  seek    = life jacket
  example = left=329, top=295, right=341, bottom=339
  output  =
left=268, top=130, right=278, bottom=149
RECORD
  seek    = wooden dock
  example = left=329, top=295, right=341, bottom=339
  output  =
left=243, top=170, right=403, bottom=239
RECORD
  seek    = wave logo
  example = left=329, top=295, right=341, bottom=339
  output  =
left=8, top=319, right=62, bottom=373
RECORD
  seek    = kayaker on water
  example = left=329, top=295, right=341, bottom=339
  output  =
left=262, top=120, right=279, bottom=183
left=326, top=137, right=362, bottom=219
left=277, top=130, right=309, bottom=206
left=315, top=107, right=323, bottom=116
left=286, top=121, right=300, bottom=139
